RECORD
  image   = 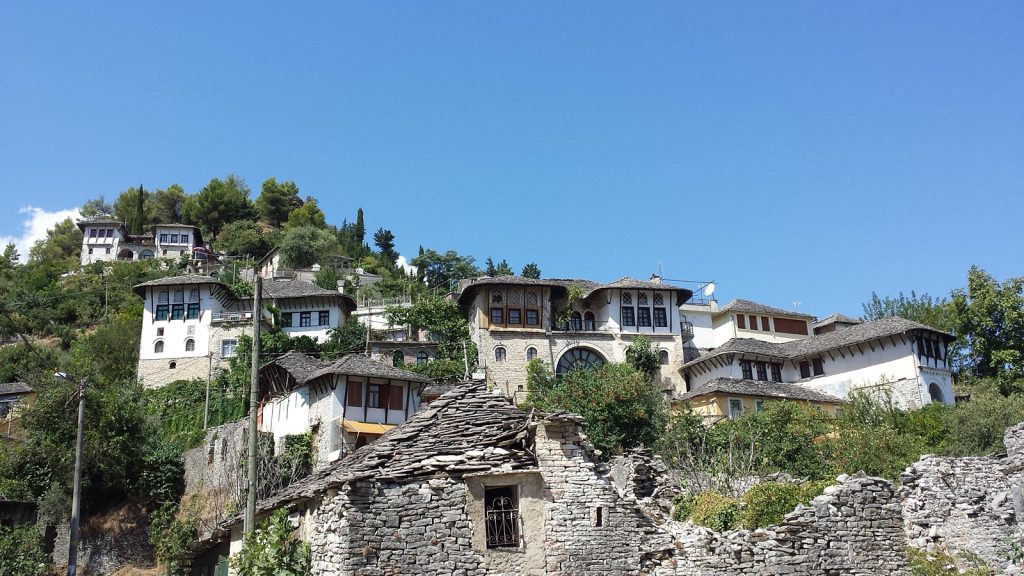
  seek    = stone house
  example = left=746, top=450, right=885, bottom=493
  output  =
left=456, top=275, right=695, bottom=401
left=258, top=351, right=432, bottom=465
left=133, top=275, right=355, bottom=389
left=683, top=316, right=956, bottom=410
left=78, top=219, right=207, bottom=266
left=677, top=377, right=843, bottom=422
left=0, top=381, right=35, bottom=439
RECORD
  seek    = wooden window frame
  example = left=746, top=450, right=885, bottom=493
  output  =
left=637, top=308, right=652, bottom=328
left=736, top=314, right=746, bottom=329
left=621, top=307, right=635, bottom=327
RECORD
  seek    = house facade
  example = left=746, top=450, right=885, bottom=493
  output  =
left=677, top=377, right=843, bottom=423
left=133, top=275, right=355, bottom=389
left=683, top=316, right=956, bottom=410
left=258, top=351, right=431, bottom=465
left=78, top=219, right=206, bottom=266
left=457, top=275, right=694, bottom=401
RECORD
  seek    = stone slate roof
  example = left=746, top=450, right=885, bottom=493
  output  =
left=75, top=218, right=124, bottom=231
left=132, top=274, right=225, bottom=296
left=813, top=313, right=862, bottom=328
left=264, top=351, right=431, bottom=385
left=0, top=382, right=33, bottom=395
left=248, top=381, right=533, bottom=517
left=684, top=316, right=956, bottom=369
left=715, top=299, right=816, bottom=319
left=456, top=275, right=692, bottom=305
left=261, top=279, right=357, bottom=311
left=678, top=377, right=842, bottom=404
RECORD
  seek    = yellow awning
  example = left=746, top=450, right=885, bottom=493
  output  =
left=339, top=419, right=395, bottom=435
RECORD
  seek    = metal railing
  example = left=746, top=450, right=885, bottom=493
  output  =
left=211, top=312, right=253, bottom=323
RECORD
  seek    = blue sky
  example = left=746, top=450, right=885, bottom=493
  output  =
left=1, top=2, right=1021, bottom=317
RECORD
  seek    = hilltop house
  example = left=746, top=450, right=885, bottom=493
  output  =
left=456, top=275, right=694, bottom=401
left=133, top=275, right=355, bottom=389
left=682, top=316, right=956, bottom=411
left=0, top=382, right=35, bottom=439
left=258, top=351, right=432, bottom=465
left=77, top=219, right=206, bottom=266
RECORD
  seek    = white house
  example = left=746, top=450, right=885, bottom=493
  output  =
left=682, top=316, right=957, bottom=410
left=258, top=351, right=432, bottom=465
left=78, top=219, right=206, bottom=266
left=457, top=275, right=695, bottom=401
left=133, top=275, right=355, bottom=389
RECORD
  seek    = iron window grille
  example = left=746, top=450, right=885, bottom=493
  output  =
left=485, top=487, right=520, bottom=548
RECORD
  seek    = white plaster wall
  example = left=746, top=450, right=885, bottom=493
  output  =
left=681, top=304, right=715, bottom=350
left=80, top=225, right=122, bottom=265
left=686, top=361, right=740, bottom=391
left=712, top=315, right=738, bottom=347
left=262, top=387, right=311, bottom=444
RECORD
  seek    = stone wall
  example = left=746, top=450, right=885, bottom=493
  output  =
left=52, top=506, right=156, bottom=575
left=655, top=473, right=909, bottom=576
left=182, top=419, right=248, bottom=531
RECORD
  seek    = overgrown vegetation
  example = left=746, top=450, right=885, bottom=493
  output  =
left=0, top=524, right=50, bottom=576
left=231, top=508, right=311, bottom=576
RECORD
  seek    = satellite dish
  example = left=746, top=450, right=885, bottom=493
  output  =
left=703, top=283, right=716, bottom=297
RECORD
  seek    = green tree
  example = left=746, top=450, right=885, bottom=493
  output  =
left=255, top=178, right=301, bottom=227
left=279, top=226, right=339, bottom=268
left=354, top=207, right=365, bottom=245
left=231, top=509, right=310, bottom=576
left=0, top=524, right=49, bottom=576
left=521, top=262, right=541, bottom=279
left=525, top=360, right=667, bottom=454
left=186, top=175, right=257, bottom=239
left=861, top=290, right=952, bottom=330
left=373, top=228, right=398, bottom=268
left=284, top=196, right=326, bottom=230
left=950, top=266, right=1024, bottom=382
left=216, top=220, right=272, bottom=258
left=320, top=317, right=367, bottom=359
left=28, top=218, right=82, bottom=264
left=79, top=196, right=114, bottom=219
left=152, top=184, right=188, bottom=223
left=625, top=334, right=660, bottom=380
left=411, top=249, right=480, bottom=292
left=494, top=259, right=513, bottom=276
left=484, top=257, right=496, bottom=276
left=112, top=186, right=155, bottom=234
left=384, top=296, right=475, bottom=378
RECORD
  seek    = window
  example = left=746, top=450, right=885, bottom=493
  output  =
left=526, top=347, right=538, bottom=361
left=494, top=347, right=506, bottom=363
left=318, top=311, right=330, bottom=326
left=570, top=312, right=582, bottom=331
left=90, top=229, right=98, bottom=238
left=186, top=303, right=200, bottom=320
left=106, top=228, right=114, bottom=237
left=812, top=358, right=824, bottom=376
left=154, top=341, right=164, bottom=354
left=171, top=304, right=184, bottom=320
left=490, top=308, right=504, bottom=325
left=367, top=384, right=382, bottom=408
left=140, top=250, right=154, bottom=259
left=525, top=310, right=539, bottom=326
left=173, top=290, right=184, bottom=303
left=584, top=311, right=595, bottom=331
left=736, top=314, right=746, bottom=329
left=105, top=247, right=111, bottom=254
left=484, top=486, right=520, bottom=548
left=761, top=316, right=770, bottom=331
left=621, top=307, right=635, bottom=327
left=756, top=362, right=768, bottom=381
left=181, top=234, right=189, bottom=244
left=170, top=234, right=179, bottom=243
left=638, top=292, right=649, bottom=306
left=774, top=318, right=809, bottom=335
left=637, top=308, right=652, bottom=327
left=189, top=289, right=199, bottom=301
left=728, top=398, right=743, bottom=420
left=389, top=385, right=404, bottom=410
left=392, top=351, right=404, bottom=365
left=799, top=361, right=811, bottom=379
left=654, top=293, right=664, bottom=306
left=507, top=309, right=521, bottom=325
left=653, top=308, right=667, bottom=327
left=221, top=339, right=238, bottom=358
left=770, top=364, right=782, bottom=382
left=185, top=338, right=195, bottom=352
left=88, top=248, right=93, bottom=254
left=755, top=399, right=765, bottom=412
left=659, top=350, right=670, bottom=365
left=740, top=360, right=753, bottom=380
left=168, top=361, right=176, bottom=370
left=280, top=312, right=292, bottom=327
left=220, top=438, right=227, bottom=461
left=155, top=305, right=169, bottom=321
left=347, top=381, right=363, bottom=406
left=748, top=315, right=758, bottom=330
left=928, top=383, right=944, bottom=403
left=158, top=291, right=169, bottom=304
left=300, top=312, right=311, bottom=327
left=556, top=348, right=605, bottom=376
left=156, top=327, right=164, bottom=337
left=159, top=234, right=168, bottom=243
left=417, top=351, right=428, bottom=365
left=621, top=292, right=632, bottom=305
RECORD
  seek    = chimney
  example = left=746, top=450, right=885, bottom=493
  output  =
left=649, top=274, right=662, bottom=284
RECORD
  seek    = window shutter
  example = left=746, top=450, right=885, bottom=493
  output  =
left=347, top=380, right=363, bottom=407
left=389, top=385, right=404, bottom=410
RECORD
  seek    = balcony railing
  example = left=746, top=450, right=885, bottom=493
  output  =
left=211, top=312, right=253, bottom=323
left=680, top=321, right=694, bottom=342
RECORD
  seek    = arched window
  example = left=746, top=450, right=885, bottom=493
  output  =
left=570, top=312, right=582, bottom=331
left=583, top=311, right=595, bottom=331
left=495, top=346, right=507, bottom=363
left=392, top=351, right=405, bottom=365
left=139, top=250, right=154, bottom=260
left=168, top=361, right=176, bottom=370
left=185, top=338, right=195, bottom=352
left=417, top=351, right=428, bottom=365
left=659, top=350, right=670, bottom=365
left=154, top=340, right=164, bottom=354
left=928, top=383, right=945, bottom=404
left=556, top=347, right=605, bottom=376
left=526, top=347, right=538, bottom=361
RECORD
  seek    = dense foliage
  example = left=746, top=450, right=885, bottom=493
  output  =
left=0, top=524, right=50, bottom=576
left=231, top=509, right=311, bottom=576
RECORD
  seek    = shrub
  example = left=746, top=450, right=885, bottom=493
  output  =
left=0, top=524, right=49, bottom=576
left=739, top=481, right=828, bottom=529
left=149, top=501, right=199, bottom=576
left=671, top=492, right=697, bottom=522
left=687, top=491, right=742, bottom=532
left=231, top=508, right=310, bottom=576
left=907, top=547, right=995, bottom=576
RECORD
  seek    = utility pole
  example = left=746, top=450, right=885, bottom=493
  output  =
left=245, top=275, right=262, bottom=533
left=55, top=373, right=86, bottom=576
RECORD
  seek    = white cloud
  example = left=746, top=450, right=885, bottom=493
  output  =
left=395, top=254, right=417, bottom=276
left=0, top=206, right=82, bottom=262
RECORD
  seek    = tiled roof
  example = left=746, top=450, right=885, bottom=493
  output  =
left=0, top=382, right=33, bottom=395
left=715, top=299, right=815, bottom=320
left=264, top=351, right=431, bottom=385
left=677, top=377, right=842, bottom=404
left=813, top=313, right=862, bottom=328
left=132, top=274, right=225, bottom=296
left=457, top=275, right=693, bottom=305
left=684, top=316, right=956, bottom=368
left=262, top=279, right=343, bottom=299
